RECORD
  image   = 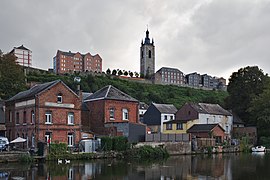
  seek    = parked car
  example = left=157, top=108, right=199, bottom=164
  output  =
left=0, top=137, right=9, bottom=151
left=0, top=140, right=7, bottom=151
left=0, top=137, right=9, bottom=145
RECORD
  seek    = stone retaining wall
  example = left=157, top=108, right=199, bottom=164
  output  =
left=136, top=141, right=192, bottom=155
left=0, top=151, right=29, bottom=163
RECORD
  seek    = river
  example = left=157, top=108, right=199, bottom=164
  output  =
left=0, top=152, right=269, bottom=179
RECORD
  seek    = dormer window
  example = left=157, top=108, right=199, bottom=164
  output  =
left=57, top=93, right=62, bottom=103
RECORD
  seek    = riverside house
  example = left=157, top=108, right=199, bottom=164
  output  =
left=187, top=124, right=225, bottom=143
left=82, top=85, right=145, bottom=142
left=174, top=103, right=233, bottom=140
left=143, top=103, right=177, bottom=133
left=5, top=80, right=81, bottom=149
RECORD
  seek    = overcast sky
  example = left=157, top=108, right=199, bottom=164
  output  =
left=1, top=0, right=270, bottom=81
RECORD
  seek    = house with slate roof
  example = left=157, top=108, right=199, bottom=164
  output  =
left=5, top=80, right=81, bottom=149
left=143, top=103, right=177, bottom=133
left=187, top=124, right=225, bottom=143
left=139, top=102, right=149, bottom=123
left=175, top=102, right=233, bottom=139
left=83, top=85, right=145, bottom=142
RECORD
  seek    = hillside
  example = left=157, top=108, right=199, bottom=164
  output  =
left=26, top=72, right=228, bottom=109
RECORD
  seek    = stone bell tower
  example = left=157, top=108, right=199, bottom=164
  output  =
left=140, top=29, right=155, bottom=78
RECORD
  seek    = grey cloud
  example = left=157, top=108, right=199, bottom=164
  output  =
left=1, top=0, right=270, bottom=80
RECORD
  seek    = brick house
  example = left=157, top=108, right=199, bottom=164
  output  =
left=176, top=103, right=233, bottom=139
left=83, top=85, right=145, bottom=142
left=143, top=103, right=177, bottom=133
left=187, top=124, right=225, bottom=143
left=5, top=80, right=81, bottom=149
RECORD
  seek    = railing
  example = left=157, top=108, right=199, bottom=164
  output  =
left=145, top=133, right=190, bottom=142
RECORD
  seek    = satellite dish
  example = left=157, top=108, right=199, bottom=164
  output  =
left=74, top=76, right=81, bottom=83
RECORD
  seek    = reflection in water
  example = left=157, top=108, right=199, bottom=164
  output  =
left=1, top=153, right=270, bottom=179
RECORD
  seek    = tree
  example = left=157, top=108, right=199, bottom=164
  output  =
left=248, top=79, right=270, bottom=137
left=0, top=51, right=26, bottom=99
left=226, top=66, right=268, bottom=125
left=124, top=71, right=128, bottom=76
left=129, top=71, right=134, bottom=77
left=112, top=69, right=117, bottom=75
left=117, top=70, right=123, bottom=76
left=106, top=68, right=111, bottom=75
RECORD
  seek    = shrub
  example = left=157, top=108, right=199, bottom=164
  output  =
left=259, top=136, right=270, bottom=148
left=124, top=145, right=169, bottom=159
left=49, top=143, right=68, bottom=156
left=101, top=136, right=129, bottom=151
left=19, top=154, right=34, bottom=163
left=101, top=137, right=113, bottom=151
left=113, top=136, right=129, bottom=151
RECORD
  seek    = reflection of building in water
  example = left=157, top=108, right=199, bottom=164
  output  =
left=190, top=154, right=233, bottom=179
left=81, top=163, right=102, bottom=179
left=139, top=156, right=192, bottom=179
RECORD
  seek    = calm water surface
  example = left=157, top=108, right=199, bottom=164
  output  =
left=0, top=152, right=269, bottom=180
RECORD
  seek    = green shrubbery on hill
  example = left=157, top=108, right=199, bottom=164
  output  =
left=26, top=72, right=228, bottom=108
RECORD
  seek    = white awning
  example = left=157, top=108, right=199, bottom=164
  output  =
left=10, top=137, right=26, bottom=143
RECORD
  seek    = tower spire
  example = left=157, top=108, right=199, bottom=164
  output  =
left=144, top=26, right=151, bottom=44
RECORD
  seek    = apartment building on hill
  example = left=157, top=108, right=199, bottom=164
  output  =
left=154, top=67, right=185, bottom=86
left=53, top=50, right=102, bottom=74
left=10, top=45, right=32, bottom=67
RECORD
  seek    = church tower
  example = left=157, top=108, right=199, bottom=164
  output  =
left=140, top=29, right=155, bottom=78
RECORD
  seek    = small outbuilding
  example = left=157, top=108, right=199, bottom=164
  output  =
left=187, top=124, right=225, bottom=143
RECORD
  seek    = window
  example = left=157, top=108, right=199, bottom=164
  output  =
left=57, top=93, right=62, bottom=103
left=9, top=110, right=12, bottom=122
left=16, top=112, right=19, bottom=124
left=68, top=112, right=74, bottom=125
left=166, top=123, right=172, bottom=130
left=176, top=123, right=183, bottom=130
left=45, top=111, right=52, bottom=124
left=122, top=108, right=129, bottom=120
left=23, top=111, right=27, bottom=124
left=45, top=132, right=51, bottom=144
left=68, top=133, right=74, bottom=147
left=170, top=116, right=174, bottom=120
left=164, top=115, right=167, bottom=120
left=148, top=50, right=151, bottom=58
left=109, top=108, right=115, bottom=120
left=31, top=110, right=35, bottom=124
left=31, top=133, right=35, bottom=148
left=68, top=168, right=74, bottom=180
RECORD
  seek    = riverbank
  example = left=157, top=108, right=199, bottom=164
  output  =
left=0, top=151, right=30, bottom=163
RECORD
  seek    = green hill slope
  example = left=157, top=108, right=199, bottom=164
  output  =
left=27, top=72, right=228, bottom=109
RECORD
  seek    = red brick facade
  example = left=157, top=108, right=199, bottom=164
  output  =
left=5, top=81, right=81, bottom=149
left=54, top=50, right=102, bottom=74
left=83, top=99, right=139, bottom=136
left=176, top=103, right=198, bottom=121
left=189, top=125, right=225, bottom=142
